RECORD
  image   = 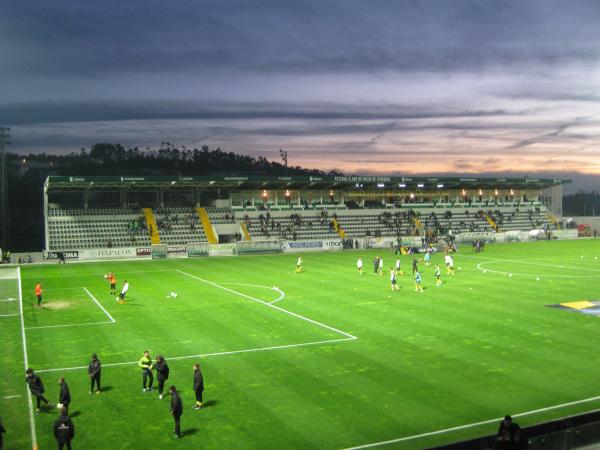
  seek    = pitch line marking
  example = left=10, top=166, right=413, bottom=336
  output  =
left=26, top=320, right=114, bottom=330
left=343, top=394, right=600, bottom=449
left=220, top=282, right=286, bottom=304
left=17, top=267, right=37, bottom=449
left=36, top=337, right=356, bottom=373
left=0, top=313, right=19, bottom=317
left=475, top=261, right=597, bottom=279
left=3, top=394, right=22, bottom=399
left=83, top=287, right=116, bottom=323
left=176, top=269, right=357, bottom=340
left=0, top=298, right=17, bottom=302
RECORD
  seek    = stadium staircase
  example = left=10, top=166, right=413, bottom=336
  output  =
left=143, top=208, right=161, bottom=244
left=547, top=212, right=561, bottom=229
left=241, top=222, right=251, bottom=240
left=332, top=217, right=346, bottom=238
left=197, top=207, right=218, bottom=244
left=484, top=214, right=498, bottom=231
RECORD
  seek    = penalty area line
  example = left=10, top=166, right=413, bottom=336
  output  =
left=83, top=287, right=116, bottom=323
left=176, top=269, right=357, bottom=340
left=36, top=337, right=356, bottom=373
left=342, top=394, right=600, bottom=449
left=26, top=320, right=114, bottom=330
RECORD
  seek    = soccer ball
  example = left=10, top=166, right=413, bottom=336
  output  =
left=458, top=267, right=462, bottom=271
left=508, top=273, right=513, bottom=278
left=170, top=292, right=178, bottom=298
left=57, top=403, right=63, bottom=409
left=536, top=277, right=540, bottom=281
left=103, top=274, right=108, bottom=279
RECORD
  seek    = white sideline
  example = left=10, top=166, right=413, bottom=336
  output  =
left=343, top=394, right=600, bottom=449
left=0, top=313, right=19, bottom=317
left=17, top=267, right=37, bottom=449
left=36, top=337, right=356, bottom=373
left=176, top=269, right=357, bottom=340
left=83, top=287, right=116, bottom=323
left=2, top=394, right=22, bottom=400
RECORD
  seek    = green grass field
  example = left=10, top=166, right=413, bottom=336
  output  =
left=2, top=239, right=600, bottom=449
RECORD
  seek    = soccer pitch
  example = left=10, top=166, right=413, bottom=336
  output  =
left=2, top=239, right=600, bottom=449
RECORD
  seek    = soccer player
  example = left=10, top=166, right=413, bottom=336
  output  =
left=25, top=368, right=52, bottom=414
left=378, top=257, right=384, bottom=276
left=88, top=353, right=101, bottom=394
left=414, top=271, right=424, bottom=292
left=373, top=256, right=379, bottom=275
left=357, top=257, right=363, bottom=275
left=193, top=363, right=204, bottom=410
left=169, top=385, right=183, bottom=438
left=390, top=268, right=399, bottom=291
left=58, top=376, right=71, bottom=416
left=155, top=355, right=170, bottom=400
left=53, top=407, right=75, bottom=450
left=444, top=253, right=455, bottom=276
left=412, top=257, right=419, bottom=275
left=139, top=350, right=154, bottom=392
left=34, top=282, right=43, bottom=308
left=295, top=256, right=303, bottom=273
left=395, top=258, right=404, bottom=276
left=0, top=417, right=5, bottom=450
left=107, top=272, right=117, bottom=295
left=424, top=252, right=431, bottom=267
left=434, top=264, right=442, bottom=286
left=118, top=280, right=129, bottom=304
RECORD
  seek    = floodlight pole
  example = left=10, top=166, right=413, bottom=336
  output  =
left=0, top=127, right=10, bottom=250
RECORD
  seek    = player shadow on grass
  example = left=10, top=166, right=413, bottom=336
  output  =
left=70, top=411, right=81, bottom=418
left=183, top=428, right=200, bottom=436
left=98, top=385, right=114, bottom=392
left=202, top=399, right=218, bottom=408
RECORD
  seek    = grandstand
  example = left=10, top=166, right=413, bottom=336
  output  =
left=44, top=175, right=568, bottom=251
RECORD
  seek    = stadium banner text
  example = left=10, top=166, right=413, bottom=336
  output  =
left=43, top=251, right=79, bottom=260
left=282, top=239, right=342, bottom=253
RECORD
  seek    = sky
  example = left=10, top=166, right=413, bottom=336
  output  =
left=2, top=0, right=600, bottom=191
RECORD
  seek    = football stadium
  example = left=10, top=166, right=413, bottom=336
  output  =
left=3, top=174, right=600, bottom=449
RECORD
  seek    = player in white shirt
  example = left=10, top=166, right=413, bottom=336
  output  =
left=444, top=254, right=455, bottom=276
left=390, top=268, right=399, bottom=291
left=378, top=257, right=384, bottom=276
left=118, top=280, right=129, bottom=304
left=395, top=258, right=404, bottom=276
left=295, top=256, right=303, bottom=273
left=357, top=257, right=363, bottom=275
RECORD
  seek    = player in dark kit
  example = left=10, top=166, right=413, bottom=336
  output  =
left=193, top=363, right=204, bottom=409
left=412, top=257, right=419, bottom=275
left=0, top=417, right=6, bottom=450
left=169, top=386, right=183, bottom=438
left=53, top=407, right=75, bottom=450
left=58, top=376, right=71, bottom=415
left=88, top=353, right=101, bottom=394
left=25, top=368, right=52, bottom=414
left=155, top=355, right=170, bottom=400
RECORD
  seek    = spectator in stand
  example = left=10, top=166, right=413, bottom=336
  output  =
left=497, top=415, right=528, bottom=449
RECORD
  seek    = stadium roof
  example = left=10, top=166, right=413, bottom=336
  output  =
left=45, top=175, right=570, bottom=192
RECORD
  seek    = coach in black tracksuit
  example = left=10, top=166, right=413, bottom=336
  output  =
left=25, top=368, right=51, bottom=413
left=53, top=407, right=75, bottom=450
left=58, top=377, right=71, bottom=415
left=169, top=386, right=183, bottom=438
left=193, top=363, right=204, bottom=409
left=88, top=353, right=101, bottom=394
left=155, top=355, right=169, bottom=400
